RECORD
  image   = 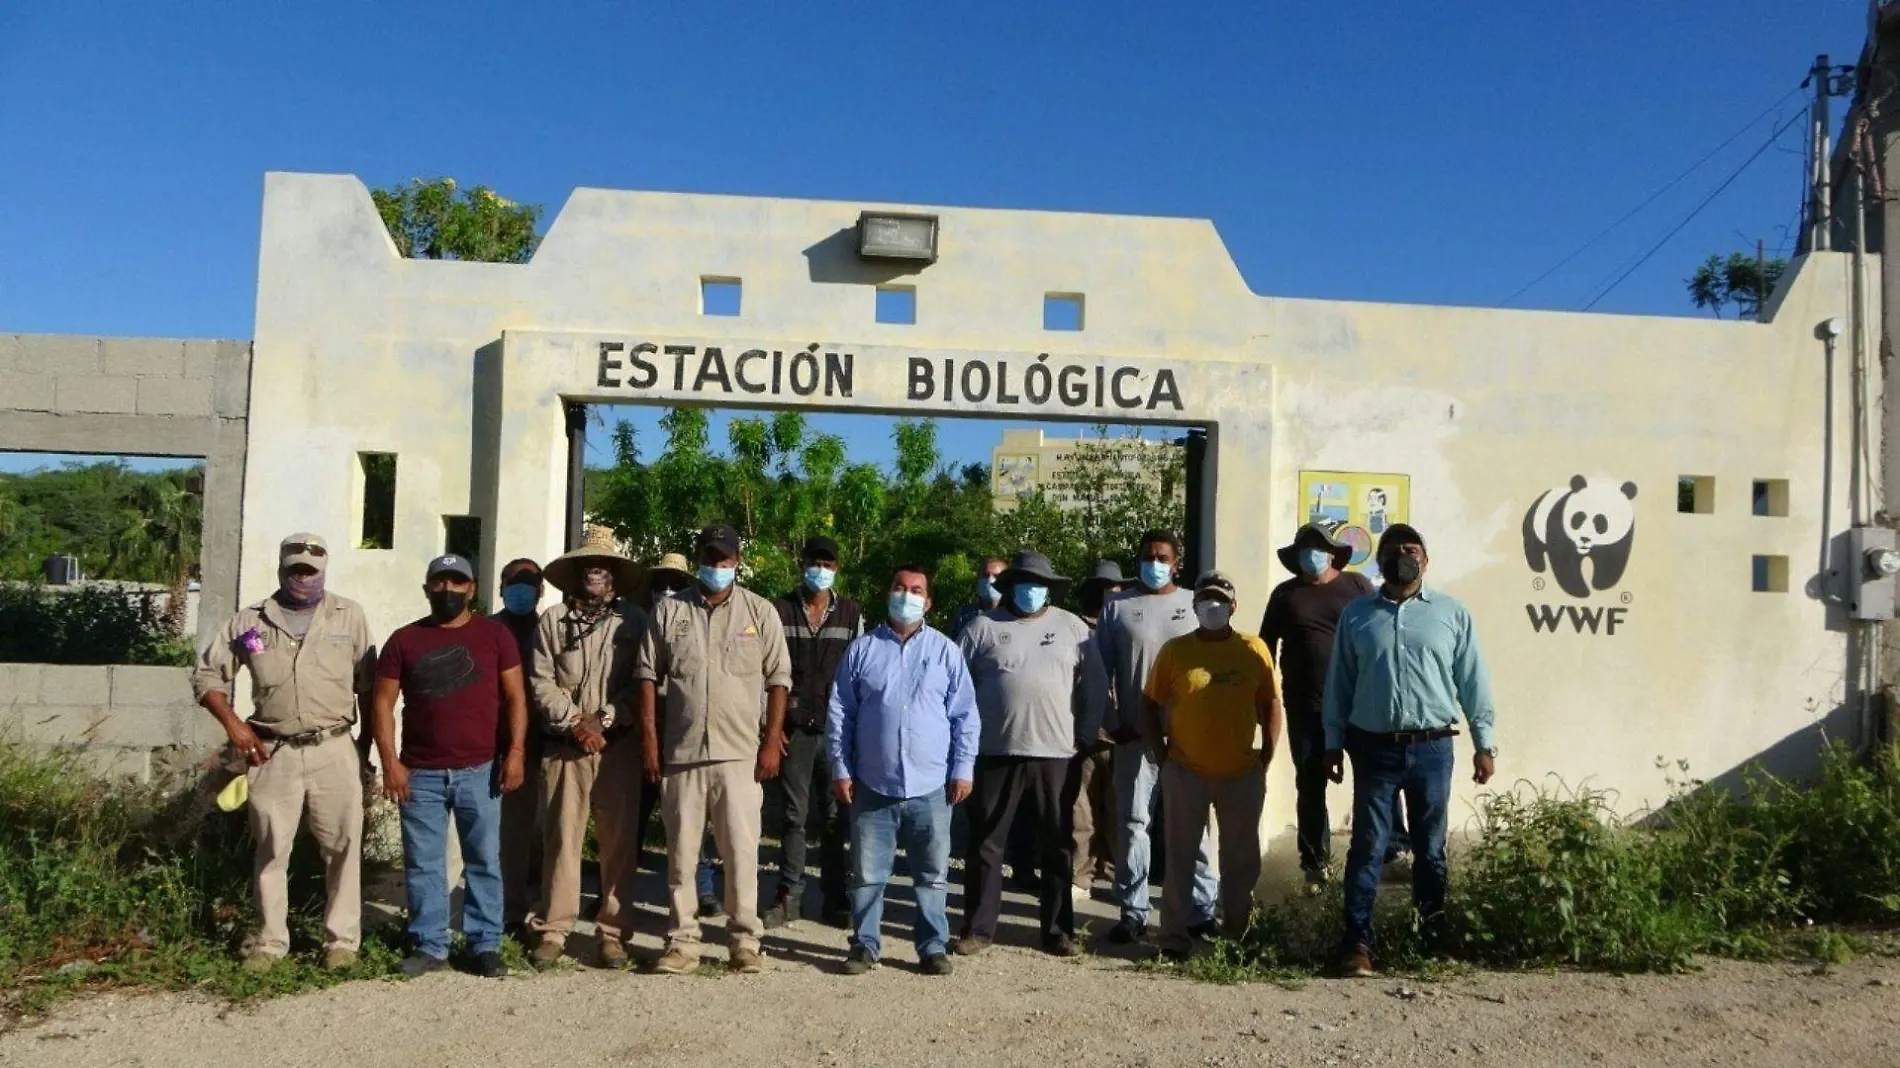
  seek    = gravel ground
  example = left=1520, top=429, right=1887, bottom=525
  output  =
left=6, top=869, right=1900, bottom=1068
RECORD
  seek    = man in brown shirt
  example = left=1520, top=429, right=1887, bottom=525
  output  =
left=191, top=532, right=375, bottom=972
left=636, top=523, right=791, bottom=975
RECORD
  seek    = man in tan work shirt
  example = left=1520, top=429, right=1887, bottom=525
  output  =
left=527, top=528, right=647, bottom=970
left=191, top=532, right=375, bottom=972
left=637, top=522, right=791, bottom=975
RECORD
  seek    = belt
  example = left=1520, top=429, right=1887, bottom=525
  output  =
left=254, top=721, right=353, bottom=748
left=1351, top=726, right=1459, bottom=746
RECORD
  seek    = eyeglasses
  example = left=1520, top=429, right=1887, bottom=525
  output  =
left=282, top=543, right=328, bottom=558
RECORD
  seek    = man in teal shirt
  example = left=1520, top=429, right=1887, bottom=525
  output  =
left=1323, top=523, right=1496, bottom=977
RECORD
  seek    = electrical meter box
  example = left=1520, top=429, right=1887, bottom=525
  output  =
left=1848, top=526, right=1898, bottom=621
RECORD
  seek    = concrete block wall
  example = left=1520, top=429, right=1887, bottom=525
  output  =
left=0, top=333, right=252, bottom=648
left=0, top=664, right=224, bottom=782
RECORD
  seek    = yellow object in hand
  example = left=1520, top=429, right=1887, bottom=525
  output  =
left=215, top=773, right=249, bottom=812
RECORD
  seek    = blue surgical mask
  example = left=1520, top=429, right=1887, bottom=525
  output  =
left=1012, top=583, right=1049, bottom=614
left=804, top=566, right=836, bottom=593
left=887, top=590, right=927, bottom=625
left=501, top=583, right=539, bottom=615
left=698, top=565, right=736, bottom=592
left=1300, top=549, right=1333, bottom=576
left=1138, top=560, right=1173, bottom=591
left=978, top=576, right=999, bottom=607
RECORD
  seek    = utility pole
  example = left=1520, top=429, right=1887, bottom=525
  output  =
left=1811, top=53, right=1835, bottom=252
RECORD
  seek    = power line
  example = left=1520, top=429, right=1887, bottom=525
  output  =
left=1498, top=87, right=1801, bottom=307
left=1580, top=109, right=1807, bottom=312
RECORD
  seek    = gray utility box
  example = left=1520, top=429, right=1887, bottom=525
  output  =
left=1847, top=526, right=1899, bottom=621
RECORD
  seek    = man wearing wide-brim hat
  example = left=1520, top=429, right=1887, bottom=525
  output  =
left=1259, top=520, right=1374, bottom=892
left=952, top=550, right=1109, bottom=958
left=526, top=526, right=649, bottom=970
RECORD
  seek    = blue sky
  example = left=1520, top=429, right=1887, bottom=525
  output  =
left=0, top=1, right=1869, bottom=473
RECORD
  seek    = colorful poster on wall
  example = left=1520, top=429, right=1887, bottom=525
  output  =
left=1297, top=470, right=1412, bottom=583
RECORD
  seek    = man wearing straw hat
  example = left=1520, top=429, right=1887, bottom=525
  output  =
left=527, top=526, right=647, bottom=970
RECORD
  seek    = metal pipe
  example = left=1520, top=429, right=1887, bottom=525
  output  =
left=564, top=401, right=586, bottom=550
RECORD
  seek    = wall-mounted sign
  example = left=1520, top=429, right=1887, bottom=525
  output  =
left=1297, top=470, right=1411, bottom=583
left=1522, top=474, right=1638, bottom=635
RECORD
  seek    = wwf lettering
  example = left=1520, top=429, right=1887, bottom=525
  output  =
left=1526, top=604, right=1628, bottom=636
left=906, top=355, right=1184, bottom=412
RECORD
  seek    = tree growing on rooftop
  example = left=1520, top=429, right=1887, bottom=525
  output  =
left=371, top=177, right=542, bottom=263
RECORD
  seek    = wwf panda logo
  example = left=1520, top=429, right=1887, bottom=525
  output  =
left=1523, top=475, right=1637, bottom=599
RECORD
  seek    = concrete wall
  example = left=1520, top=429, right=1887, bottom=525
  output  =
left=245, top=172, right=1877, bottom=864
left=0, top=333, right=252, bottom=647
left=0, top=663, right=223, bottom=781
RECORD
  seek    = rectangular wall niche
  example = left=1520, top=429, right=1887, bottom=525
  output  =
left=1043, top=292, right=1085, bottom=331
left=876, top=285, right=916, bottom=325
left=443, top=515, right=481, bottom=565
left=1752, top=554, right=1789, bottom=593
left=1677, top=475, right=1715, bottom=515
left=1752, top=479, right=1789, bottom=517
left=359, top=453, right=396, bottom=550
left=700, top=277, right=742, bottom=317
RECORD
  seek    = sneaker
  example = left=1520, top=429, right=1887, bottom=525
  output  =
left=696, top=895, right=722, bottom=919
left=529, top=937, right=566, bottom=969
left=1187, top=920, right=1221, bottom=942
left=475, top=951, right=509, bottom=979
left=1070, top=882, right=1090, bottom=907
left=240, top=952, right=280, bottom=974
left=652, top=946, right=698, bottom=975
left=950, top=934, right=991, bottom=957
left=1340, top=943, right=1377, bottom=979
left=761, top=889, right=800, bottom=930
left=729, top=946, right=765, bottom=974
left=840, top=945, right=877, bottom=976
left=1106, top=918, right=1147, bottom=945
left=1301, top=870, right=1329, bottom=897
left=321, top=948, right=358, bottom=972
left=821, top=896, right=852, bottom=928
left=398, top=953, right=448, bottom=978
left=597, top=937, right=629, bottom=970
left=1043, top=933, right=1081, bottom=957
left=919, top=952, right=954, bottom=976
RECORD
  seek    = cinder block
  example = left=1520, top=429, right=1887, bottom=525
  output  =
left=0, top=372, right=55, bottom=412
left=38, top=666, right=111, bottom=705
left=73, top=747, right=154, bottom=783
left=213, top=343, right=252, bottom=418
left=0, top=663, right=44, bottom=704
left=16, top=335, right=101, bottom=375
left=100, top=337, right=185, bottom=378
left=110, top=665, right=195, bottom=706
left=55, top=375, right=138, bottom=414
left=183, top=340, right=219, bottom=379
left=136, top=377, right=214, bottom=417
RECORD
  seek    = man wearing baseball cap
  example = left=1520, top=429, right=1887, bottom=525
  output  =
left=193, top=532, right=378, bottom=973
left=1142, top=571, right=1282, bottom=961
left=636, top=522, right=792, bottom=974
left=369, top=553, right=529, bottom=979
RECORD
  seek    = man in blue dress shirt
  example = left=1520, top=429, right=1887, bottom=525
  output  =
left=828, top=563, right=979, bottom=976
left=1323, top=524, right=1497, bottom=978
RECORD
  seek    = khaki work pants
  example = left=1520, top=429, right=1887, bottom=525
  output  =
left=1159, top=760, right=1265, bottom=955
left=534, top=736, right=644, bottom=943
left=246, top=731, right=363, bottom=956
left=1071, top=743, right=1115, bottom=885
left=661, top=759, right=764, bottom=952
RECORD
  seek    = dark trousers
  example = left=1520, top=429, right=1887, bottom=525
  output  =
left=1285, top=708, right=1333, bottom=874
left=773, top=728, right=849, bottom=904
left=961, top=754, right=1079, bottom=941
left=1342, top=730, right=1453, bottom=949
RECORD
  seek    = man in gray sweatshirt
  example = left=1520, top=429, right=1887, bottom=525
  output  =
left=954, top=550, right=1109, bottom=957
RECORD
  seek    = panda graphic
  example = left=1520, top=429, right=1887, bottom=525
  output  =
left=1522, top=475, right=1638, bottom=599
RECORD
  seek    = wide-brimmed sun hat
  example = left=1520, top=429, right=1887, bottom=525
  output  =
left=996, top=549, right=1071, bottom=597
left=542, top=525, right=644, bottom=596
left=1276, top=520, right=1355, bottom=574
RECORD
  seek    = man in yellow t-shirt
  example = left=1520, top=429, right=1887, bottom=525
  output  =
left=1141, top=571, right=1283, bottom=960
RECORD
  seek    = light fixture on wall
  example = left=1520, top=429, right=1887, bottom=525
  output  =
left=856, top=212, right=939, bottom=264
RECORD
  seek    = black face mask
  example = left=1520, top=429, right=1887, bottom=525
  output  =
left=428, top=589, right=469, bottom=622
left=1387, top=555, right=1423, bottom=585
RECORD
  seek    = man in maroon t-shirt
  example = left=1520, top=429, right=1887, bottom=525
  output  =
left=370, top=554, right=528, bottom=979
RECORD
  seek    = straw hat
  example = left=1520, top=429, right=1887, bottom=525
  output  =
left=542, top=525, right=644, bottom=596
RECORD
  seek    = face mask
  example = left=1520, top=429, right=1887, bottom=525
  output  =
left=279, top=569, right=325, bottom=607
left=501, top=583, right=539, bottom=615
left=427, top=589, right=469, bottom=622
left=1012, top=583, right=1049, bottom=614
left=1194, top=600, right=1233, bottom=632
left=1388, top=555, right=1423, bottom=585
left=1138, top=560, right=1173, bottom=591
left=804, top=566, right=836, bottom=593
left=888, top=591, right=927, bottom=626
left=698, top=565, right=737, bottom=593
left=978, top=576, right=999, bottom=607
left=1300, top=549, right=1333, bottom=577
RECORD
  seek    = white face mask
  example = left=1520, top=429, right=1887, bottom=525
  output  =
left=1194, top=600, right=1233, bottom=632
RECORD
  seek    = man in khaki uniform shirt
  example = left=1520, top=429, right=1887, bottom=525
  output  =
left=527, top=528, right=647, bottom=970
left=637, top=522, right=791, bottom=975
left=191, top=533, right=375, bottom=972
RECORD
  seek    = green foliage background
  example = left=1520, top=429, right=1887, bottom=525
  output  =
left=0, top=463, right=202, bottom=585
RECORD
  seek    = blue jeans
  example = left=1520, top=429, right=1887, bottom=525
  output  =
left=1111, top=742, right=1217, bottom=927
left=696, top=835, right=719, bottom=900
left=1342, top=733, right=1453, bottom=949
left=400, top=761, right=504, bottom=959
left=849, top=786, right=952, bottom=960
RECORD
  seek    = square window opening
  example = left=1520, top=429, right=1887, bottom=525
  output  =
left=876, top=285, right=916, bottom=325
left=1752, top=554, right=1789, bottom=593
left=1678, top=475, right=1715, bottom=515
left=443, top=515, right=482, bottom=565
left=359, top=452, right=396, bottom=550
left=700, top=277, right=742, bottom=317
left=1752, top=479, right=1789, bottom=517
left=1043, top=292, right=1085, bottom=331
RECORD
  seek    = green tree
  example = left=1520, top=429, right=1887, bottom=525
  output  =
left=1688, top=252, right=1787, bottom=320
left=371, top=177, right=542, bottom=263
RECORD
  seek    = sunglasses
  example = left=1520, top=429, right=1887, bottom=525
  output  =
left=282, top=542, right=328, bottom=558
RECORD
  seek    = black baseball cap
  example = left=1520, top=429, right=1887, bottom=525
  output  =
left=802, top=535, right=840, bottom=563
left=427, top=554, right=476, bottom=581
left=1193, top=570, right=1237, bottom=602
left=696, top=523, right=741, bottom=556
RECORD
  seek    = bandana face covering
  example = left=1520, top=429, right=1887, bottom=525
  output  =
left=279, top=568, right=325, bottom=607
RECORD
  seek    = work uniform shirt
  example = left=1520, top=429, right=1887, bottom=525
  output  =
left=530, top=599, right=647, bottom=734
left=1096, top=587, right=1196, bottom=735
left=634, top=585, right=792, bottom=766
left=1323, top=587, right=1497, bottom=752
left=191, top=594, right=376, bottom=736
left=957, top=606, right=1109, bottom=759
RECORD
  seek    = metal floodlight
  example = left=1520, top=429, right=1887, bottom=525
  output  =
left=856, top=211, right=939, bottom=264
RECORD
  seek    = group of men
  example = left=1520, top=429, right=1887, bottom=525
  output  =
left=191, top=513, right=1494, bottom=981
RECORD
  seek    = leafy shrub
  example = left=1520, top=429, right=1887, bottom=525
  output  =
left=0, top=584, right=192, bottom=666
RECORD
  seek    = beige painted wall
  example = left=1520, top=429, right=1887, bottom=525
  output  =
left=248, top=172, right=1874, bottom=878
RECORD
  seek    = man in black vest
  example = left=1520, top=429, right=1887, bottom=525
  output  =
left=763, top=535, right=863, bottom=928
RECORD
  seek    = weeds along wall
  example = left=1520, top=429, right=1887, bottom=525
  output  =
left=243, top=172, right=1869, bottom=861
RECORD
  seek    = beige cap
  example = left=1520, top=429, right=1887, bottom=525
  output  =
left=280, top=532, right=329, bottom=572
left=651, top=552, right=691, bottom=577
